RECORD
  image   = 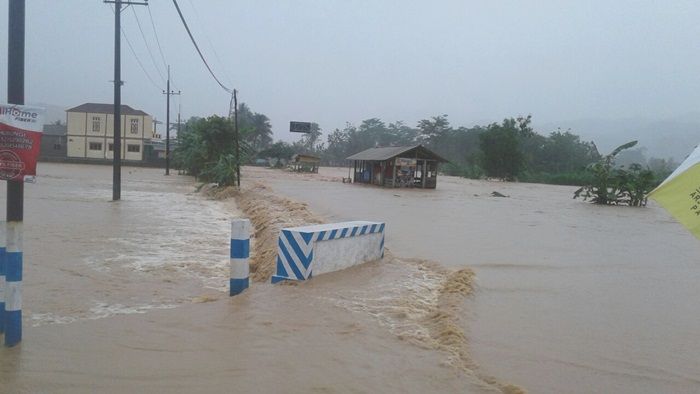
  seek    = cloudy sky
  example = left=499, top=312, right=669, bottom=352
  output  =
left=1, top=0, right=700, bottom=141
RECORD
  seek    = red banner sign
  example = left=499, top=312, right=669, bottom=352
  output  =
left=0, top=104, right=45, bottom=181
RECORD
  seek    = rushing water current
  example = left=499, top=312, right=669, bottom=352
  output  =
left=1, top=163, right=506, bottom=394
left=254, top=166, right=700, bottom=394
left=2, top=163, right=699, bottom=393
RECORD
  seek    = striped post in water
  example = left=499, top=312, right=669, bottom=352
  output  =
left=5, top=221, right=22, bottom=346
left=0, top=221, right=5, bottom=335
left=230, top=219, right=250, bottom=296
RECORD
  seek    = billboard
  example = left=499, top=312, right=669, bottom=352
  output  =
left=396, top=157, right=417, bottom=167
left=290, top=121, right=312, bottom=133
left=0, top=104, right=45, bottom=181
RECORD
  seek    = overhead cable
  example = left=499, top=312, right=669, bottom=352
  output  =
left=171, top=0, right=233, bottom=94
left=184, top=0, right=233, bottom=84
left=147, top=5, right=170, bottom=73
left=131, top=6, right=166, bottom=84
left=108, top=4, right=164, bottom=91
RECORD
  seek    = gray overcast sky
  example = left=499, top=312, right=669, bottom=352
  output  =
left=1, top=0, right=700, bottom=141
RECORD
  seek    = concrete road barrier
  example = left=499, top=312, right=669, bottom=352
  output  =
left=271, top=221, right=385, bottom=283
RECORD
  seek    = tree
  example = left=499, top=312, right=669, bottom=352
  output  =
left=417, top=115, right=450, bottom=142
left=173, top=115, right=250, bottom=186
left=238, top=102, right=273, bottom=153
left=294, top=123, right=323, bottom=153
left=258, top=141, right=295, bottom=160
left=530, top=129, right=599, bottom=173
left=388, top=121, right=419, bottom=146
left=478, top=118, right=527, bottom=180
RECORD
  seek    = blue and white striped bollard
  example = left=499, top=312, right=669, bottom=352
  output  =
left=0, top=221, right=5, bottom=335
left=230, top=219, right=251, bottom=296
left=5, top=221, right=22, bottom=346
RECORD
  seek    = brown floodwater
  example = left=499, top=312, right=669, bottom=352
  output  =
left=251, top=166, right=700, bottom=394
left=0, top=163, right=508, bottom=393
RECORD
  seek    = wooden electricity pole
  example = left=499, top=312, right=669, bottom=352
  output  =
left=234, top=89, right=240, bottom=187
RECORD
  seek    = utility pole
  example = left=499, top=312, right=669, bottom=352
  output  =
left=233, top=89, right=240, bottom=187
left=163, top=65, right=180, bottom=175
left=5, top=0, right=24, bottom=348
left=177, top=103, right=182, bottom=136
left=105, top=0, right=148, bottom=200
left=176, top=107, right=181, bottom=175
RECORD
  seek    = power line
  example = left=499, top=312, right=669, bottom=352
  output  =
left=107, top=4, right=164, bottom=91
left=146, top=5, right=170, bottom=78
left=184, top=0, right=233, bottom=84
left=131, top=6, right=166, bottom=84
left=145, top=5, right=179, bottom=91
left=171, top=0, right=232, bottom=93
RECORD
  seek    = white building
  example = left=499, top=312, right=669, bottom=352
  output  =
left=66, top=103, right=154, bottom=161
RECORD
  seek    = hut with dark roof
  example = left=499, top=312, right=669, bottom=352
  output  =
left=346, top=145, right=447, bottom=189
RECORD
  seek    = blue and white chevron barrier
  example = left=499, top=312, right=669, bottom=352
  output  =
left=271, top=221, right=385, bottom=283
left=0, top=221, right=5, bottom=335
left=4, top=221, right=22, bottom=346
left=230, top=219, right=251, bottom=296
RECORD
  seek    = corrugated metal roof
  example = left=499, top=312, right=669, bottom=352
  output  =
left=346, top=144, right=447, bottom=162
left=346, top=145, right=421, bottom=161
left=66, top=103, right=149, bottom=116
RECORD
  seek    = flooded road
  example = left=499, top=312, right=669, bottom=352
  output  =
left=0, top=163, right=502, bottom=393
left=8, top=163, right=232, bottom=326
left=253, top=166, right=700, bottom=394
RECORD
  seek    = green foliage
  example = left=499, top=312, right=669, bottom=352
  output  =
left=293, top=123, right=323, bottom=154
left=518, top=170, right=594, bottom=186
left=321, top=119, right=420, bottom=165
left=478, top=117, right=531, bottom=180
left=441, top=162, right=484, bottom=179
left=200, top=154, right=239, bottom=187
left=573, top=141, right=657, bottom=206
left=528, top=129, right=600, bottom=174
left=616, top=163, right=657, bottom=207
left=238, top=103, right=274, bottom=154
left=258, top=141, right=295, bottom=161
left=417, top=115, right=450, bottom=141
left=173, top=115, right=250, bottom=186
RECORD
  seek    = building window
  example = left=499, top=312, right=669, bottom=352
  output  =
left=108, top=143, right=114, bottom=152
left=89, top=142, right=102, bottom=151
left=92, top=117, right=101, bottom=132
left=53, top=143, right=61, bottom=150
left=127, top=144, right=140, bottom=153
left=130, top=118, right=139, bottom=134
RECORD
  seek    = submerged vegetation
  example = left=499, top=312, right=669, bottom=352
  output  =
left=573, top=141, right=657, bottom=206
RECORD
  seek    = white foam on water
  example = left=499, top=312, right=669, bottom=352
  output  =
left=31, top=302, right=179, bottom=327
left=320, top=259, right=445, bottom=344
left=82, top=189, right=232, bottom=292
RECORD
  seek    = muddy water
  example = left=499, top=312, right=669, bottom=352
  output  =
left=0, top=163, right=502, bottom=393
left=252, top=166, right=700, bottom=394
left=8, top=163, right=232, bottom=326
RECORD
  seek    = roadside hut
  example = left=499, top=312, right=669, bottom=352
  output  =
left=346, top=145, right=447, bottom=188
left=291, top=153, right=321, bottom=173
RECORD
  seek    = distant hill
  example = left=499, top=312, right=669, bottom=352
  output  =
left=535, top=117, right=700, bottom=161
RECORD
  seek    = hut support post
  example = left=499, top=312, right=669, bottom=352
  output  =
left=380, top=161, right=385, bottom=186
